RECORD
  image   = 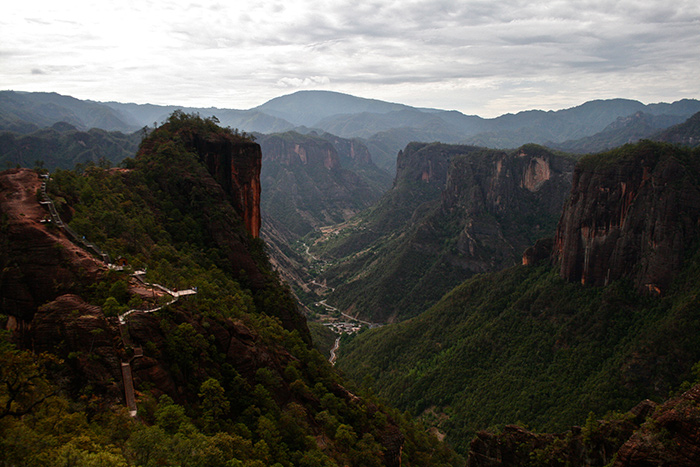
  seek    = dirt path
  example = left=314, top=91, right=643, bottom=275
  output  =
left=0, top=169, right=44, bottom=222
left=0, top=169, right=105, bottom=275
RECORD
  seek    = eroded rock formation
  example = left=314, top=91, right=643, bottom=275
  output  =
left=183, top=132, right=262, bottom=238
left=614, top=384, right=700, bottom=466
left=259, top=132, right=340, bottom=170
left=553, top=141, right=700, bottom=293
left=440, top=144, right=575, bottom=273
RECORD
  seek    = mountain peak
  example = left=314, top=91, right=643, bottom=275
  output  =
left=254, top=90, right=412, bottom=127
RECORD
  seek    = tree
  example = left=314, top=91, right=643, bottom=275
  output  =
left=334, top=424, right=357, bottom=451
left=101, top=296, right=123, bottom=317
left=125, top=425, right=169, bottom=465
left=199, top=378, right=230, bottom=432
left=164, top=322, right=209, bottom=379
left=0, top=336, right=57, bottom=419
left=155, top=395, right=192, bottom=434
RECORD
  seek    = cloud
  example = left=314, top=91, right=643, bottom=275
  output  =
left=277, top=76, right=331, bottom=88
left=1, top=0, right=698, bottom=116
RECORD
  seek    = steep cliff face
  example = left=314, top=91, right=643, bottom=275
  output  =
left=181, top=132, right=262, bottom=238
left=324, top=134, right=373, bottom=165
left=258, top=131, right=388, bottom=238
left=442, top=145, right=573, bottom=213
left=438, top=145, right=574, bottom=275
left=259, top=132, right=340, bottom=170
left=553, top=141, right=700, bottom=293
left=395, top=142, right=458, bottom=186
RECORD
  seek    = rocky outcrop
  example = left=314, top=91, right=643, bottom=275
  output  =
left=184, top=133, right=262, bottom=238
left=522, top=238, right=554, bottom=266
left=440, top=144, right=574, bottom=274
left=28, top=294, right=123, bottom=403
left=553, top=141, right=700, bottom=293
left=324, top=134, right=373, bottom=166
left=466, top=383, right=700, bottom=467
left=395, top=142, right=461, bottom=186
left=259, top=132, right=340, bottom=170
left=442, top=144, right=574, bottom=217
left=615, top=384, right=700, bottom=466
left=466, top=400, right=656, bottom=467
left=125, top=308, right=296, bottom=402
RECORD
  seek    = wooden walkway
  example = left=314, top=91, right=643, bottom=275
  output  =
left=121, top=363, right=138, bottom=417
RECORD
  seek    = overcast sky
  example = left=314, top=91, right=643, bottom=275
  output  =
left=2, top=0, right=699, bottom=117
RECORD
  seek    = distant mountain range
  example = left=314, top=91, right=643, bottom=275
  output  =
left=2, top=90, right=699, bottom=173
left=0, top=121, right=141, bottom=171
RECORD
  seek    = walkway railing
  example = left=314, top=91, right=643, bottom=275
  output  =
left=40, top=176, right=111, bottom=263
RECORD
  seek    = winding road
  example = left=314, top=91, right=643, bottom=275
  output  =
left=317, top=300, right=377, bottom=327
left=329, top=337, right=341, bottom=365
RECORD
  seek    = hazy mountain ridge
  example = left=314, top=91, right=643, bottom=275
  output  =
left=653, top=110, right=700, bottom=147
left=4, top=90, right=698, bottom=175
left=253, top=90, right=414, bottom=127
left=105, top=101, right=298, bottom=135
left=550, top=111, right=688, bottom=154
left=0, top=91, right=141, bottom=133
left=0, top=121, right=142, bottom=171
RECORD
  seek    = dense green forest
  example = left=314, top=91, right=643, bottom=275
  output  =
left=0, top=112, right=461, bottom=466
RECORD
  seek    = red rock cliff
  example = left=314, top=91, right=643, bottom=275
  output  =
left=553, top=141, right=700, bottom=293
left=258, top=132, right=341, bottom=170
left=186, top=134, right=262, bottom=238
